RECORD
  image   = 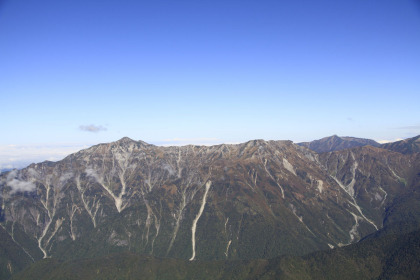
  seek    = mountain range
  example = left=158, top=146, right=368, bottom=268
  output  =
left=1, top=135, right=419, bottom=279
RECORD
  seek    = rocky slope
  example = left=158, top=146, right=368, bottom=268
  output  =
left=1, top=136, right=419, bottom=278
left=381, top=135, right=420, bottom=154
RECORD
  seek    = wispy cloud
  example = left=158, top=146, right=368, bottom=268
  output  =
left=79, top=124, right=107, bottom=133
left=393, top=124, right=420, bottom=138
left=376, top=138, right=403, bottom=144
left=0, top=143, right=91, bottom=170
left=7, top=178, right=36, bottom=193
left=396, top=124, right=420, bottom=130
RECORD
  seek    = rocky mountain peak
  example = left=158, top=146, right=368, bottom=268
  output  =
left=242, top=139, right=267, bottom=148
left=114, top=137, right=150, bottom=147
left=116, top=137, right=136, bottom=143
left=107, top=137, right=151, bottom=149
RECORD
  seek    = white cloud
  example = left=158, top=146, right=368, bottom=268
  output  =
left=7, top=179, right=36, bottom=193
left=85, top=168, right=101, bottom=182
left=376, top=138, right=404, bottom=144
left=4, top=169, right=36, bottom=193
left=0, top=144, right=90, bottom=170
left=6, top=169, right=18, bottom=181
left=79, top=124, right=107, bottom=133
left=162, top=163, right=175, bottom=176
left=59, top=172, right=74, bottom=185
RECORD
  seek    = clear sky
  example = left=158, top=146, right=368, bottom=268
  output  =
left=1, top=0, right=420, bottom=168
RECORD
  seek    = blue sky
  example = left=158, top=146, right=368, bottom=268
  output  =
left=1, top=0, right=420, bottom=168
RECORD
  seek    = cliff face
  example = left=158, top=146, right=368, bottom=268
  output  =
left=1, top=137, right=419, bottom=277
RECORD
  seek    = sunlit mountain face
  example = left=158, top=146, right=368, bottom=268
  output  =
left=1, top=135, right=419, bottom=279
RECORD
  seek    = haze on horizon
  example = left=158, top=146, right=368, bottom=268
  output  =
left=1, top=0, right=419, bottom=168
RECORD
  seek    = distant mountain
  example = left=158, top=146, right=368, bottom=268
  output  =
left=381, top=135, right=420, bottom=154
left=1, top=136, right=419, bottom=279
left=0, top=169, right=13, bottom=173
left=298, top=135, right=381, bottom=153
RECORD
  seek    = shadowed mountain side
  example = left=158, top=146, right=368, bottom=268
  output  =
left=11, top=227, right=420, bottom=280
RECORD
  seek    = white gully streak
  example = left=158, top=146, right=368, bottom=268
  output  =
left=189, top=181, right=212, bottom=261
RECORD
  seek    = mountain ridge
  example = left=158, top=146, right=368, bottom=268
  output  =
left=1, top=135, right=419, bottom=279
left=381, top=135, right=420, bottom=154
left=298, top=134, right=420, bottom=154
left=298, top=135, right=381, bottom=153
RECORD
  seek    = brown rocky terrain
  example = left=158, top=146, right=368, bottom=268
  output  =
left=0, top=136, right=419, bottom=279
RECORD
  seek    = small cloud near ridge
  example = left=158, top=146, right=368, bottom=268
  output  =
left=5, top=170, right=36, bottom=193
left=376, top=138, right=404, bottom=144
left=79, top=124, right=107, bottom=133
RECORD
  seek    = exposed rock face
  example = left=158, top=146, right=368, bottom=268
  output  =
left=0, top=137, right=419, bottom=273
left=298, top=135, right=381, bottom=153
